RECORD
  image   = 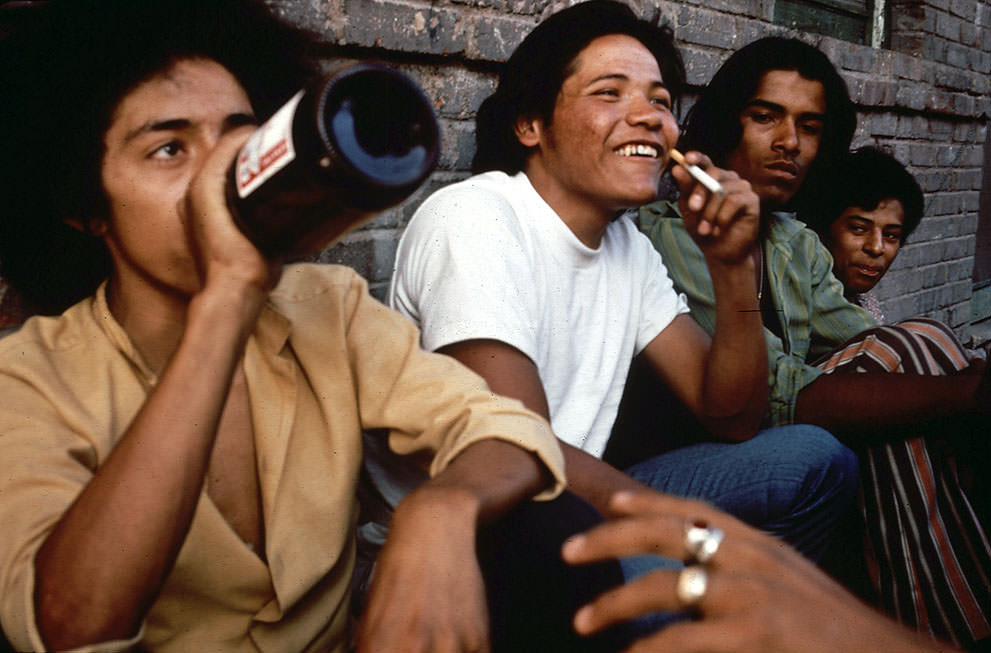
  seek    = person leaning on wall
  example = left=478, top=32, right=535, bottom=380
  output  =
left=638, top=37, right=991, bottom=649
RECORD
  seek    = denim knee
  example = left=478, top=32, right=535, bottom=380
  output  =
left=621, top=423, right=859, bottom=561
left=771, top=424, right=859, bottom=500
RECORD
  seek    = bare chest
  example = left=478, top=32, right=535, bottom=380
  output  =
left=206, top=368, right=265, bottom=559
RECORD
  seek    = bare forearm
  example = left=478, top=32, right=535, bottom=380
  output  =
left=795, top=371, right=983, bottom=435
left=361, top=438, right=549, bottom=652
left=669, top=157, right=766, bottom=438
left=703, top=258, right=767, bottom=439
left=35, top=285, right=265, bottom=649
left=434, top=340, right=648, bottom=516
left=411, top=437, right=553, bottom=526
left=560, top=443, right=650, bottom=515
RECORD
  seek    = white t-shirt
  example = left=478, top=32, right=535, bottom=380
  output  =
left=390, top=171, right=688, bottom=457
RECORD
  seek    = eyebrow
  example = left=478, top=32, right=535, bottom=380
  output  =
left=846, top=215, right=903, bottom=230
left=122, top=112, right=256, bottom=144
left=588, top=72, right=667, bottom=90
left=744, top=99, right=826, bottom=122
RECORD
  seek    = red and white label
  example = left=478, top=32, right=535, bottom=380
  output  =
left=234, top=90, right=304, bottom=198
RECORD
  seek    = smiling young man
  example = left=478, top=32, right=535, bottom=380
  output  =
left=640, top=37, right=991, bottom=649
left=377, top=3, right=859, bottom=597
left=813, top=146, right=924, bottom=321
left=0, top=2, right=603, bottom=651
left=828, top=197, right=905, bottom=297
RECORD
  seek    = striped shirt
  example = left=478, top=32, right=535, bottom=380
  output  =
left=639, top=202, right=990, bottom=648
left=816, top=319, right=991, bottom=647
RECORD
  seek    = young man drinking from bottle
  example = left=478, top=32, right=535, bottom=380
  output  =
left=0, top=2, right=633, bottom=651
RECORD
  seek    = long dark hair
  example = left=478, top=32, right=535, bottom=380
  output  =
left=681, top=37, right=856, bottom=215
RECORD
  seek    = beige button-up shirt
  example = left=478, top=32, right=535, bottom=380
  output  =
left=0, top=264, right=564, bottom=652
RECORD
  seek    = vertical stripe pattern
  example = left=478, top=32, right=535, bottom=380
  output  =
left=816, top=318, right=991, bottom=647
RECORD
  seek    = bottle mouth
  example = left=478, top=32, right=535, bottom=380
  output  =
left=318, top=63, right=440, bottom=191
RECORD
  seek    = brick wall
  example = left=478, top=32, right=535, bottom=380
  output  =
left=271, top=0, right=991, bottom=347
left=1, top=0, right=988, bottom=346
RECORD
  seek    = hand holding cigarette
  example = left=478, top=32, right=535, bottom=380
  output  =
left=670, top=148, right=724, bottom=196
left=669, top=149, right=760, bottom=266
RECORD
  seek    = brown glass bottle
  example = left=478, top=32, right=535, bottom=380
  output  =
left=227, top=63, right=440, bottom=258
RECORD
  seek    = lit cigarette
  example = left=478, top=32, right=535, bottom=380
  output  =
left=670, top=149, right=724, bottom=196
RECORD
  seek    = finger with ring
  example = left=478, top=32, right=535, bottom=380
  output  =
left=683, top=519, right=724, bottom=563
left=676, top=565, right=708, bottom=608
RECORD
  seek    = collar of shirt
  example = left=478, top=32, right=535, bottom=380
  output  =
left=89, top=280, right=292, bottom=389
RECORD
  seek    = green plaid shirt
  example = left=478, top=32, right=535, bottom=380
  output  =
left=638, top=201, right=876, bottom=426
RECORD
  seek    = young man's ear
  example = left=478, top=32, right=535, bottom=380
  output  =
left=514, top=116, right=542, bottom=147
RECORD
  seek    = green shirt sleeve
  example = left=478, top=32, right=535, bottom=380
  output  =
left=638, top=202, right=875, bottom=427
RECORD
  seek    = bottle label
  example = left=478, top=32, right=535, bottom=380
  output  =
left=234, top=90, right=304, bottom=198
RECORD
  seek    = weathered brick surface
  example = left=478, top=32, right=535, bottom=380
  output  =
left=0, top=0, right=985, bottom=344
left=270, top=0, right=991, bottom=343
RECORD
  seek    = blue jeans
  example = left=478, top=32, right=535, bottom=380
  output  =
left=623, top=423, right=859, bottom=562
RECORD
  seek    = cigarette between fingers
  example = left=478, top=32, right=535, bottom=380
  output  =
left=670, top=149, right=724, bottom=196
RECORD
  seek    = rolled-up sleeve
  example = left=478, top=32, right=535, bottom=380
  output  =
left=765, top=333, right=826, bottom=426
left=0, top=371, right=144, bottom=652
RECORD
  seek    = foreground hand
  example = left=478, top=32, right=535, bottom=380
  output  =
left=357, top=486, right=490, bottom=653
left=183, top=126, right=282, bottom=295
left=562, top=491, right=958, bottom=653
left=671, top=151, right=759, bottom=267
